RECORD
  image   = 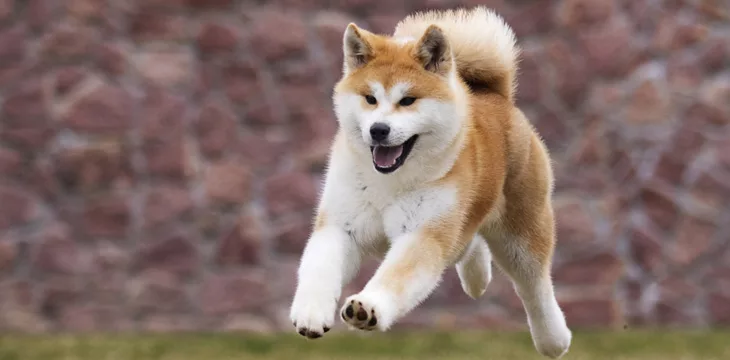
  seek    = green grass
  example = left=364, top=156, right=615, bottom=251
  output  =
left=0, top=330, right=729, bottom=360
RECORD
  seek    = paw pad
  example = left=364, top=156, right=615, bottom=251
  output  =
left=341, top=300, right=378, bottom=331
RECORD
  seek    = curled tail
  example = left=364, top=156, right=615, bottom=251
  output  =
left=394, top=6, right=520, bottom=103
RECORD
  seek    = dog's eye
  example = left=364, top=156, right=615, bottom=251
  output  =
left=364, top=95, right=377, bottom=105
left=399, top=97, right=416, bottom=106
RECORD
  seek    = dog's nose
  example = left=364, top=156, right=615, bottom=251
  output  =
left=369, top=123, right=390, bottom=142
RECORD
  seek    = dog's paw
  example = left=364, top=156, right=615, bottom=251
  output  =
left=532, top=324, right=572, bottom=359
left=339, top=290, right=399, bottom=331
left=289, top=289, right=337, bottom=339
left=340, top=298, right=379, bottom=331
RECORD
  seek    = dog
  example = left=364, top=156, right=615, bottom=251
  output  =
left=288, top=6, right=572, bottom=359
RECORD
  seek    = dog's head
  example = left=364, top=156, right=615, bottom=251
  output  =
left=333, top=23, right=466, bottom=175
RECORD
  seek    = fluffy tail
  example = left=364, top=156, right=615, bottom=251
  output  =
left=394, top=6, right=520, bottom=103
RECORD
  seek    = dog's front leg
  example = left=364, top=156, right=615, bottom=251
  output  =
left=339, top=227, right=457, bottom=331
left=290, top=224, right=361, bottom=339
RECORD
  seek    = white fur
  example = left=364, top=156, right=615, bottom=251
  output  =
left=291, top=136, right=466, bottom=333
left=290, top=6, right=571, bottom=358
left=394, top=7, right=517, bottom=64
left=357, top=81, right=426, bottom=147
left=484, top=233, right=572, bottom=358
left=339, top=79, right=465, bottom=155
left=342, top=231, right=443, bottom=330
left=383, top=185, right=458, bottom=237
left=289, top=226, right=361, bottom=335
left=340, top=185, right=458, bottom=329
left=455, top=234, right=492, bottom=299
left=334, top=76, right=467, bottom=186
left=319, top=141, right=461, bottom=248
left=394, top=6, right=520, bottom=102
left=393, top=36, right=415, bottom=46
left=521, top=282, right=572, bottom=359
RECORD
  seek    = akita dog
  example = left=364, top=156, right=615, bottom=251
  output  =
left=289, top=6, right=572, bottom=358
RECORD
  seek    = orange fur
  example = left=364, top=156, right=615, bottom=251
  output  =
left=333, top=27, right=557, bottom=311
left=335, top=28, right=555, bottom=269
left=292, top=6, right=571, bottom=358
left=314, top=211, right=327, bottom=231
left=336, top=26, right=454, bottom=102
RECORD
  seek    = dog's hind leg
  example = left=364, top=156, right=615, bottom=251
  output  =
left=481, top=209, right=571, bottom=359
left=455, top=234, right=492, bottom=299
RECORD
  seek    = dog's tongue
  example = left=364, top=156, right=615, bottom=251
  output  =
left=372, top=145, right=403, bottom=168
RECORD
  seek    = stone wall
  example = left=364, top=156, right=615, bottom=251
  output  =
left=0, top=0, right=729, bottom=333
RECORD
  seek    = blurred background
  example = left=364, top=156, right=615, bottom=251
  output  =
left=0, top=0, right=729, bottom=341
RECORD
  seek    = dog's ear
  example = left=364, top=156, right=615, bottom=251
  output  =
left=343, top=23, right=373, bottom=72
left=414, top=25, right=451, bottom=75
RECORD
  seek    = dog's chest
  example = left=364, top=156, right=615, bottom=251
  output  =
left=338, top=180, right=458, bottom=243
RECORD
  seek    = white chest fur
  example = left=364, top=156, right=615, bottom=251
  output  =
left=320, top=152, right=458, bottom=255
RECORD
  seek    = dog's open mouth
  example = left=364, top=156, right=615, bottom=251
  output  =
left=370, top=135, right=419, bottom=174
